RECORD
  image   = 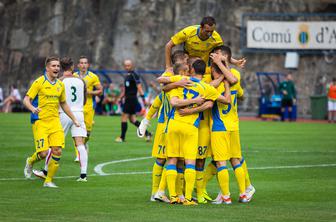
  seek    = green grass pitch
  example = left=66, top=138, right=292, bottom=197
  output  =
left=0, top=113, right=335, bottom=221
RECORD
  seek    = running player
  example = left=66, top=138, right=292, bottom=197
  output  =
left=23, top=56, right=80, bottom=188
left=74, top=56, right=102, bottom=159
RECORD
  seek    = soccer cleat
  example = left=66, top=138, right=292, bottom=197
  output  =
left=74, top=156, right=79, bottom=162
left=43, top=182, right=58, bottom=188
left=154, top=191, right=170, bottom=203
left=203, top=190, right=213, bottom=201
left=77, top=177, right=87, bottom=182
left=150, top=195, right=155, bottom=202
left=238, top=194, right=250, bottom=203
left=24, top=157, right=33, bottom=179
left=33, top=169, right=47, bottom=179
left=178, top=195, right=186, bottom=202
left=170, top=196, right=181, bottom=204
left=183, top=199, right=198, bottom=206
left=213, top=191, right=222, bottom=203
left=212, top=194, right=232, bottom=205
left=197, top=196, right=208, bottom=204
left=115, top=137, right=124, bottom=143
left=246, top=185, right=256, bottom=201
left=137, top=118, right=150, bottom=138
left=145, top=133, right=152, bottom=142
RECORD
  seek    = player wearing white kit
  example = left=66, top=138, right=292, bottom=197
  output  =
left=33, top=57, right=89, bottom=181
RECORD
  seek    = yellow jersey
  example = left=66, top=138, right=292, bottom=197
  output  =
left=74, top=71, right=101, bottom=111
left=169, top=77, right=219, bottom=127
left=210, top=68, right=244, bottom=132
left=171, top=25, right=223, bottom=65
left=157, top=71, right=175, bottom=124
left=26, top=75, right=66, bottom=123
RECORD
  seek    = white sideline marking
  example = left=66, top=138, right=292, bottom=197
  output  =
left=1, top=157, right=335, bottom=181
left=93, top=156, right=152, bottom=176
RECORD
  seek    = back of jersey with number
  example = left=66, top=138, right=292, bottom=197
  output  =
left=60, top=77, right=85, bottom=112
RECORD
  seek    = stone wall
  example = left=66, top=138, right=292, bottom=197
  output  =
left=1, top=0, right=336, bottom=115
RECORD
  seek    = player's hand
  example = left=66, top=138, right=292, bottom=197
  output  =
left=210, top=53, right=222, bottom=64
left=73, top=119, right=81, bottom=127
left=193, top=96, right=205, bottom=105
left=283, top=90, right=288, bottom=95
left=178, top=108, right=191, bottom=116
left=177, top=79, right=193, bottom=88
left=235, top=58, right=247, bottom=68
left=32, top=107, right=41, bottom=114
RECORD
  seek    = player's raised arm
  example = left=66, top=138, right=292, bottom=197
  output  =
left=217, top=80, right=232, bottom=104
left=165, top=40, right=175, bottom=69
left=210, top=53, right=237, bottom=85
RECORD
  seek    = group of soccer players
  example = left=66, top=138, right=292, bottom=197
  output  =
left=137, top=16, right=255, bottom=205
left=23, top=56, right=102, bottom=187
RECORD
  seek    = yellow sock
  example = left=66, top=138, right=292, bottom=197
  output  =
left=176, top=168, right=184, bottom=196
left=184, top=165, right=196, bottom=200
left=196, top=168, right=204, bottom=197
left=202, top=161, right=217, bottom=192
left=28, top=151, right=41, bottom=165
left=233, top=164, right=246, bottom=194
left=166, top=165, right=177, bottom=198
left=241, top=158, right=251, bottom=187
left=151, top=160, right=164, bottom=195
left=44, top=154, right=60, bottom=183
left=158, top=168, right=167, bottom=192
left=217, top=166, right=230, bottom=196
left=145, top=95, right=161, bottom=120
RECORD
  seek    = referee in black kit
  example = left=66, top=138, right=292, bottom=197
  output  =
left=115, top=59, right=152, bottom=142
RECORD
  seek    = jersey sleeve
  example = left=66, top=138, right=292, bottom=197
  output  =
left=213, top=31, right=224, bottom=46
left=204, top=84, right=220, bottom=101
left=237, top=84, right=244, bottom=98
left=202, top=74, right=212, bottom=83
left=59, top=82, right=66, bottom=103
left=171, top=26, right=193, bottom=45
left=169, top=75, right=184, bottom=83
left=93, top=74, right=101, bottom=87
left=26, top=78, right=41, bottom=99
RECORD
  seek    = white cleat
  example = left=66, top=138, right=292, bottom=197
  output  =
left=76, top=177, right=87, bottom=182
left=245, top=185, right=256, bottom=201
left=43, top=182, right=58, bottom=188
left=137, top=118, right=150, bottom=138
left=213, top=191, right=222, bottom=203
left=154, top=191, right=170, bottom=203
left=239, top=193, right=250, bottom=203
left=150, top=195, right=155, bottom=202
left=74, top=156, right=79, bottom=162
left=24, top=157, right=32, bottom=179
left=33, top=169, right=47, bottom=179
left=212, top=194, right=232, bottom=205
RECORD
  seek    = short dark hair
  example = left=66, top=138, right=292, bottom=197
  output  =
left=201, top=16, right=216, bottom=27
left=211, top=45, right=232, bottom=63
left=78, top=56, right=89, bottom=63
left=212, top=63, right=223, bottom=74
left=45, top=56, right=60, bottom=66
left=173, top=63, right=188, bottom=75
left=60, top=57, right=74, bottom=71
left=171, top=50, right=188, bottom=64
left=192, top=60, right=206, bottom=75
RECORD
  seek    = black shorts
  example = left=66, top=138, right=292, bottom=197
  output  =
left=123, top=97, right=138, bottom=114
left=281, top=99, right=293, bottom=107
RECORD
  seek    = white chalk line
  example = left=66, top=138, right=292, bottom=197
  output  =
left=0, top=155, right=336, bottom=181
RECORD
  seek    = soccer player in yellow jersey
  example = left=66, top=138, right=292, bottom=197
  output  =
left=23, top=56, right=80, bottom=188
left=161, top=60, right=231, bottom=205
left=165, top=16, right=246, bottom=70
left=74, top=56, right=102, bottom=158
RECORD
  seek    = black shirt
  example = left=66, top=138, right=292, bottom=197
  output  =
left=124, top=71, right=140, bottom=98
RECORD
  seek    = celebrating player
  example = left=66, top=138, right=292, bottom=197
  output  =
left=23, top=56, right=80, bottom=188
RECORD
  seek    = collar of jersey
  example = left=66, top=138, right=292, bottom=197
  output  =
left=196, top=27, right=213, bottom=41
left=43, top=73, right=57, bottom=85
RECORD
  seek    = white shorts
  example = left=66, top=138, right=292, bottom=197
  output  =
left=60, top=112, right=87, bottom=138
left=328, top=100, right=336, bottom=111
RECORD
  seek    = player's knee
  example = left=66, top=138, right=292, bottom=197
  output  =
left=38, top=150, right=49, bottom=159
left=51, top=147, right=62, bottom=156
left=196, top=159, right=205, bottom=169
left=156, top=158, right=166, bottom=165
left=230, top=158, right=240, bottom=166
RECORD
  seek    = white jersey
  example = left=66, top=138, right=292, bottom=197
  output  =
left=59, top=77, right=85, bottom=113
